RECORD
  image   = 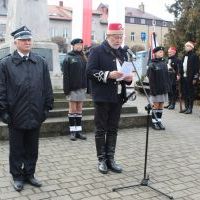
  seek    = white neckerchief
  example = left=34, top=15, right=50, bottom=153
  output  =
left=183, top=56, right=188, bottom=77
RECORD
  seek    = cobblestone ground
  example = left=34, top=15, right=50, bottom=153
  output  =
left=0, top=95, right=200, bottom=200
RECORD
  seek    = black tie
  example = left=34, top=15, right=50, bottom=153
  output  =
left=23, top=56, right=28, bottom=61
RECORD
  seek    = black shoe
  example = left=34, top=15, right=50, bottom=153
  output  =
left=70, top=132, right=77, bottom=141
left=26, top=176, right=42, bottom=187
left=157, top=122, right=165, bottom=130
left=152, top=123, right=161, bottom=130
left=168, top=105, right=175, bottom=110
left=164, top=104, right=170, bottom=109
left=184, top=109, right=192, bottom=114
left=76, top=132, right=87, bottom=140
left=12, top=180, right=24, bottom=192
left=107, top=159, right=122, bottom=173
left=179, top=108, right=188, bottom=113
left=98, top=160, right=108, bottom=174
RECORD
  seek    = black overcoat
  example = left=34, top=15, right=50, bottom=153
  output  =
left=0, top=51, right=54, bottom=129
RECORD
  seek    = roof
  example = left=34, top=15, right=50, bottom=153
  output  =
left=125, top=7, right=163, bottom=20
left=48, top=5, right=72, bottom=21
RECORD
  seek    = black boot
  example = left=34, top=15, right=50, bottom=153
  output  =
left=76, top=132, right=87, bottom=140
left=151, top=110, right=161, bottom=130
left=152, top=122, right=161, bottom=130
left=168, top=103, right=175, bottom=110
left=164, top=103, right=170, bottom=109
left=68, top=113, right=77, bottom=141
left=70, top=132, right=77, bottom=141
left=106, top=133, right=122, bottom=173
left=180, top=99, right=189, bottom=113
left=185, top=99, right=193, bottom=114
left=75, top=114, right=87, bottom=140
left=95, top=134, right=108, bottom=174
left=156, top=110, right=165, bottom=130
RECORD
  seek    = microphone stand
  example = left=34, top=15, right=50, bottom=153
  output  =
left=112, top=53, right=174, bottom=200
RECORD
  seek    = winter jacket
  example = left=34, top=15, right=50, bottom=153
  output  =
left=147, top=58, right=170, bottom=96
left=63, top=51, right=87, bottom=95
left=0, top=50, right=54, bottom=129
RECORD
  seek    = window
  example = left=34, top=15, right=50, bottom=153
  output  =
left=131, top=32, right=135, bottom=41
left=163, top=21, right=167, bottom=27
left=141, top=32, right=146, bottom=42
left=130, top=18, right=135, bottom=23
left=152, top=19, right=156, bottom=26
left=63, top=28, right=68, bottom=38
left=141, top=19, right=146, bottom=24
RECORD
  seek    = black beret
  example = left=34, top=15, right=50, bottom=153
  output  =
left=153, top=46, right=164, bottom=53
left=71, top=38, right=83, bottom=45
left=11, top=26, right=32, bottom=40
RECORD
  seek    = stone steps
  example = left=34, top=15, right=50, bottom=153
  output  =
left=0, top=91, right=147, bottom=140
left=49, top=105, right=138, bottom=118
left=0, top=113, right=147, bottom=140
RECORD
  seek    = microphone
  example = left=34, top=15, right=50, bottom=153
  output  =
left=127, top=49, right=137, bottom=61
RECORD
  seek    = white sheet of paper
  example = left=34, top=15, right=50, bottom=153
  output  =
left=117, top=61, right=133, bottom=81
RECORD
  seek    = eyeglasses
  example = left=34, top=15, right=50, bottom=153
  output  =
left=110, top=35, right=124, bottom=40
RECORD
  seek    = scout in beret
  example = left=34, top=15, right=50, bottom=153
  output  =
left=147, top=46, right=170, bottom=130
left=63, top=37, right=87, bottom=141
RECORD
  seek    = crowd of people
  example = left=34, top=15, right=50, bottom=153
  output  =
left=147, top=41, right=199, bottom=130
left=0, top=23, right=199, bottom=192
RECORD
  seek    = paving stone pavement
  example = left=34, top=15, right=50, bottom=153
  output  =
left=0, top=94, right=200, bottom=200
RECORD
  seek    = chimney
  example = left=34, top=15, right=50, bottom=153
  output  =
left=59, top=1, right=63, bottom=7
left=139, top=2, right=145, bottom=13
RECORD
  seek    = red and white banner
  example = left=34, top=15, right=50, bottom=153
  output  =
left=82, top=0, right=92, bottom=46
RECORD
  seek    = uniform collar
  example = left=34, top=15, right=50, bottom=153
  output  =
left=12, top=50, right=37, bottom=65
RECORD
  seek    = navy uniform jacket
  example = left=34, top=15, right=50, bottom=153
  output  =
left=86, top=40, right=131, bottom=103
left=0, top=51, right=54, bottom=129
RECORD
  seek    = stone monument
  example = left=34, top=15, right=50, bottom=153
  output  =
left=0, top=0, right=62, bottom=89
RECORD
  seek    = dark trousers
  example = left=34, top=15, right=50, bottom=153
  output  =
left=168, top=84, right=177, bottom=105
left=94, top=101, right=122, bottom=161
left=182, top=78, right=195, bottom=109
left=9, top=127, right=40, bottom=181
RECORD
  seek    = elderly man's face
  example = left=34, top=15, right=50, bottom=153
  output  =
left=107, top=34, right=123, bottom=49
left=14, top=39, right=32, bottom=54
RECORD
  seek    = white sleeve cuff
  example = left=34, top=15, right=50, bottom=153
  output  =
left=103, top=71, right=110, bottom=83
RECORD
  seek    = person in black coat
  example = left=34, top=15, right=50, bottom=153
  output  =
left=87, top=23, right=133, bottom=174
left=179, top=41, right=200, bottom=114
left=0, top=26, right=54, bottom=191
left=164, top=47, right=180, bottom=109
left=63, top=38, right=87, bottom=141
left=147, top=46, right=170, bottom=130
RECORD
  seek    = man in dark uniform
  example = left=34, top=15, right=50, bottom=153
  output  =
left=87, top=23, right=133, bottom=174
left=179, top=41, right=199, bottom=114
left=0, top=26, right=54, bottom=191
left=164, top=47, right=180, bottom=109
